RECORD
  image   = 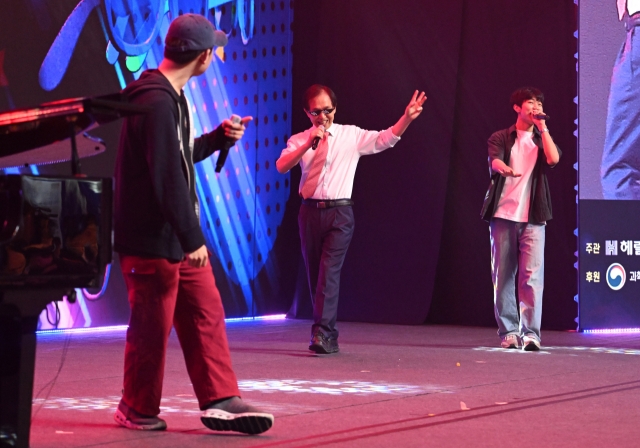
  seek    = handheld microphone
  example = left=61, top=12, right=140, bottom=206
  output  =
left=215, top=114, right=242, bottom=173
left=534, top=113, right=550, bottom=120
left=311, top=125, right=325, bottom=150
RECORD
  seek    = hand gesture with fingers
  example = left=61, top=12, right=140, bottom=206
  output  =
left=221, top=116, right=253, bottom=142
left=404, top=90, right=427, bottom=121
left=500, top=166, right=521, bottom=177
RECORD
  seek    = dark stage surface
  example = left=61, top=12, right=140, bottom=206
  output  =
left=30, top=319, right=640, bottom=447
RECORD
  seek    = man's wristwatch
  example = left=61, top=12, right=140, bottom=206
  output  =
left=541, top=127, right=549, bottom=133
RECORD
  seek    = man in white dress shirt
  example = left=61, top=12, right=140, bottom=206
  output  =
left=601, top=0, right=640, bottom=198
left=276, top=85, right=426, bottom=354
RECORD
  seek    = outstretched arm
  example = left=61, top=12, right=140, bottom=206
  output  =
left=491, top=158, right=522, bottom=178
left=391, top=90, right=427, bottom=137
left=488, top=131, right=521, bottom=178
left=193, top=116, right=253, bottom=163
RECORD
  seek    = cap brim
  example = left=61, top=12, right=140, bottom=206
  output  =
left=213, top=30, right=228, bottom=47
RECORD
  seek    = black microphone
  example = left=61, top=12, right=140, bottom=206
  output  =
left=215, top=114, right=241, bottom=173
left=534, top=113, right=550, bottom=120
left=311, top=125, right=325, bottom=150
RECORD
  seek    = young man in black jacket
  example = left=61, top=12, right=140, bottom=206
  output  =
left=480, top=87, right=560, bottom=352
left=113, top=14, right=273, bottom=434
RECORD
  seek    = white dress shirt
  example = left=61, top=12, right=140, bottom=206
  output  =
left=280, top=123, right=401, bottom=200
left=620, top=0, right=640, bottom=20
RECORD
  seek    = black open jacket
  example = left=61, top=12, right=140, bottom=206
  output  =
left=480, top=125, right=561, bottom=224
left=114, top=70, right=228, bottom=261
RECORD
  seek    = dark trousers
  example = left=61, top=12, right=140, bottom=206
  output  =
left=298, top=204, right=355, bottom=339
left=119, top=254, right=240, bottom=416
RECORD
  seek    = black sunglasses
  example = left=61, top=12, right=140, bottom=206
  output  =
left=307, top=107, right=335, bottom=117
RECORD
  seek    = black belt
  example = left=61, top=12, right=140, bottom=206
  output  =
left=302, top=198, right=354, bottom=209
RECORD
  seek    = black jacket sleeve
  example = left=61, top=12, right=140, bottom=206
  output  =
left=193, top=125, right=231, bottom=164
left=487, top=130, right=507, bottom=175
left=480, top=130, right=508, bottom=221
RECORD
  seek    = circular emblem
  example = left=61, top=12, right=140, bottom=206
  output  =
left=606, top=263, right=626, bottom=291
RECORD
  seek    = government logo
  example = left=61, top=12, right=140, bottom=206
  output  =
left=606, top=263, right=626, bottom=291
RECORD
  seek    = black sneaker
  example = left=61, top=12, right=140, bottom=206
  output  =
left=114, top=399, right=167, bottom=431
left=308, top=332, right=339, bottom=354
left=201, top=397, right=274, bottom=435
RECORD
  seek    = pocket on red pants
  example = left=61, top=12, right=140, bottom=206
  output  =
left=119, top=255, right=160, bottom=275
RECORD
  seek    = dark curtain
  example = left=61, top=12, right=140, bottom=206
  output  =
left=291, top=0, right=577, bottom=329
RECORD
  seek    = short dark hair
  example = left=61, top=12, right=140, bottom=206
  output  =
left=164, top=47, right=209, bottom=65
left=510, top=87, right=544, bottom=108
left=302, top=84, right=337, bottom=110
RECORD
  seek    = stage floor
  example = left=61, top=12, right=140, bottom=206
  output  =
left=30, top=319, right=640, bottom=447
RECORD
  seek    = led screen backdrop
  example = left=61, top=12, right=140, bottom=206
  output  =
left=0, top=0, right=294, bottom=329
left=578, top=1, right=640, bottom=329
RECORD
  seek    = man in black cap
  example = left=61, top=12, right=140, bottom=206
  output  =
left=113, top=13, right=273, bottom=434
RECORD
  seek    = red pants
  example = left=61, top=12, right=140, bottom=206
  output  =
left=119, top=254, right=240, bottom=416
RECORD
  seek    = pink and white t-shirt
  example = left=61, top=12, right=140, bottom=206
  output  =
left=493, top=130, right=538, bottom=223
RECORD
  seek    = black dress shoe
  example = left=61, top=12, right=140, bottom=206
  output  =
left=308, top=332, right=339, bottom=354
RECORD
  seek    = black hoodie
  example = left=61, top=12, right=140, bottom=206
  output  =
left=114, top=69, right=227, bottom=261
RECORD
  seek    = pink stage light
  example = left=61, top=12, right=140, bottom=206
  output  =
left=36, top=325, right=129, bottom=336
left=583, top=328, right=640, bottom=334
left=36, top=314, right=288, bottom=335
left=225, top=314, right=287, bottom=323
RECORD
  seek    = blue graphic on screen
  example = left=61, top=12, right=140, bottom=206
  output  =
left=39, top=0, right=292, bottom=313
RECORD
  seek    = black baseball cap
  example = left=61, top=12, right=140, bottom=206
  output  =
left=164, top=14, right=228, bottom=53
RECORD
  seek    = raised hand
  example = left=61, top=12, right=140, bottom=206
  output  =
left=531, top=105, right=546, bottom=131
left=404, top=90, right=427, bottom=120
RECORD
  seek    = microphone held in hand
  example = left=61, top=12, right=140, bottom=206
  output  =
left=311, top=125, right=325, bottom=150
left=215, top=114, right=242, bottom=173
left=534, top=113, right=550, bottom=120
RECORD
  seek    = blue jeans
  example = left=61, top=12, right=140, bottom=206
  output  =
left=601, top=26, right=640, bottom=199
left=489, top=218, right=545, bottom=341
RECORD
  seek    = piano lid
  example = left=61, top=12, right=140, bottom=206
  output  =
left=0, top=131, right=106, bottom=169
left=0, top=93, right=149, bottom=164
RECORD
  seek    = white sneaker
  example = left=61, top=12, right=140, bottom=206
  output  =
left=500, top=334, right=519, bottom=349
left=522, top=335, right=541, bottom=351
